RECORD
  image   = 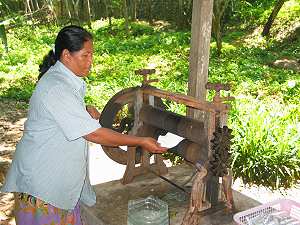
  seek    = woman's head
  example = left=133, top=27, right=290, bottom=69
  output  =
left=54, top=25, right=93, bottom=62
left=39, top=25, right=93, bottom=79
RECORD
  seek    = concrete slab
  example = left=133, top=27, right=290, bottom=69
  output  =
left=82, top=163, right=260, bottom=225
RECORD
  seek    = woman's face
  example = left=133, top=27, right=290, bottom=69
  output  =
left=64, top=39, right=93, bottom=77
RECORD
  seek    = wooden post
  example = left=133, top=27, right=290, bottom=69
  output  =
left=187, top=0, right=214, bottom=121
left=187, top=0, right=218, bottom=211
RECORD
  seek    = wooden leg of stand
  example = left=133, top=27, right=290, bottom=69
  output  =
left=141, top=149, right=150, bottom=168
left=222, top=169, right=234, bottom=210
left=181, top=167, right=207, bottom=225
left=122, top=148, right=168, bottom=184
left=122, top=147, right=137, bottom=184
left=154, top=154, right=168, bottom=175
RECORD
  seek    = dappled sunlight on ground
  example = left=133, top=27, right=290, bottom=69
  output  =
left=0, top=100, right=26, bottom=225
left=0, top=193, right=15, bottom=225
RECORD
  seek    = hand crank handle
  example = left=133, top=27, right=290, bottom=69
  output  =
left=206, top=82, right=230, bottom=92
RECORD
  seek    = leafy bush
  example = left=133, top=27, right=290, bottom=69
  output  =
left=1, top=76, right=36, bottom=101
left=230, top=98, right=300, bottom=189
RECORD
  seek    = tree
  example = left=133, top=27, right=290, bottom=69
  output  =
left=262, top=0, right=286, bottom=37
left=86, top=0, right=92, bottom=27
left=130, top=0, right=137, bottom=21
left=212, top=0, right=229, bottom=55
left=103, top=0, right=113, bottom=31
left=0, top=0, right=11, bottom=17
left=123, top=0, right=129, bottom=33
left=0, top=24, right=8, bottom=52
left=24, top=0, right=32, bottom=13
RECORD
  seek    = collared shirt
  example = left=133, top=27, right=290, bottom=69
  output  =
left=1, top=61, right=102, bottom=210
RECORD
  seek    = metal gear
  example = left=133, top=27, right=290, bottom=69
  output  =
left=209, top=126, right=233, bottom=177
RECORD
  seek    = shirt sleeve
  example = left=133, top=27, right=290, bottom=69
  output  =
left=42, top=84, right=102, bottom=141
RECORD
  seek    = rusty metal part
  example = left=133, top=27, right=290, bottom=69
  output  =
left=167, top=139, right=208, bottom=165
left=205, top=82, right=230, bottom=92
left=148, top=169, right=190, bottom=194
left=135, top=69, right=156, bottom=76
left=205, top=83, right=235, bottom=104
left=209, top=126, right=233, bottom=177
left=135, top=69, right=158, bottom=86
left=139, top=105, right=206, bottom=145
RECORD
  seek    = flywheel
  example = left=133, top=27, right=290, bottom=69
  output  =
left=99, top=86, right=166, bottom=164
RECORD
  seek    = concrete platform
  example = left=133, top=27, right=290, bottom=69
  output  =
left=81, top=163, right=260, bottom=225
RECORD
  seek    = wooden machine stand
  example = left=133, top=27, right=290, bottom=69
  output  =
left=99, top=69, right=235, bottom=220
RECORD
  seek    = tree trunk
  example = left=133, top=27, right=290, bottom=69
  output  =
left=178, top=0, right=184, bottom=29
left=131, top=0, right=137, bottom=21
left=86, top=0, right=92, bottom=28
left=262, top=0, right=286, bottom=37
left=0, top=24, right=8, bottom=52
left=103, top=0, right=112, bottom=31
left=24, top=0, right=32, bottom=13
left=71, top=0, right=80, bottom=24
left=0, top=1, right=10, bottom=17
left=123, top=0, right=129, bottom=33
left=29, top=0, right=35, bottom=11
left=46, top=0, right=58, bottom=24
left=147, top=0, right=153, bottom=25
left=213, top=18, right=222, bottom=55
left=64, top=0, right=72, bottom=21
left=59, top=0, right=64, bottom=23
left=212, top=0, right=229, bottom=56
left=134, top=0, right=138, bottom=21
left=34, top=0, right=40, bottom=10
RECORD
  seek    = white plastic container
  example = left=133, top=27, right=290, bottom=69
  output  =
left=127, top=195, right=169, bottom=225
left=233, top=199, right=300, bottom=225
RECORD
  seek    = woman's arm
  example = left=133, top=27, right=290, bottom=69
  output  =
left=86, top=105, right=101, bottom=120
left=83, top=127, right=167, bottom=153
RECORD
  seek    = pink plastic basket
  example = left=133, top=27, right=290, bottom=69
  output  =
left=233, top=199, right=300, bottom=225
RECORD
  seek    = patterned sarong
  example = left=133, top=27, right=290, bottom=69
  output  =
left=14, top=193, right=83, bottom=225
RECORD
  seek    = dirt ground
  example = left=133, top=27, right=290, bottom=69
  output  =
left=0, top=100, right=27, bottom=225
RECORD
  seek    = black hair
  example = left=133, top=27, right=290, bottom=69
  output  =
left=38, top=25, right=93, bottom=80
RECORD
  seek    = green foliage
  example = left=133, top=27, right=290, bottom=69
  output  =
left=0, top=24, right=58, bottom=101
left=227, top=0, right=278, bottom=28
left=230, top=98, right=300, bottom=189
left=1, top=76, right=36, bottom=101
left=85, top=20, right=191, bottom=110
left=0, top=5, right=299, bottom=190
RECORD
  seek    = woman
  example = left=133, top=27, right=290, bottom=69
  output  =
left=1, top=25, right=167, bottom=225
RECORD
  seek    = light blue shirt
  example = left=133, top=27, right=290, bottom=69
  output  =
left=1, top=61, right=102, bottom=210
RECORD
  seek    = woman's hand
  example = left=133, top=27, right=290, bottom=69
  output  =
left=86, top=105, right=101, bottom=120
left=140, top=137, right=168, bottom=153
